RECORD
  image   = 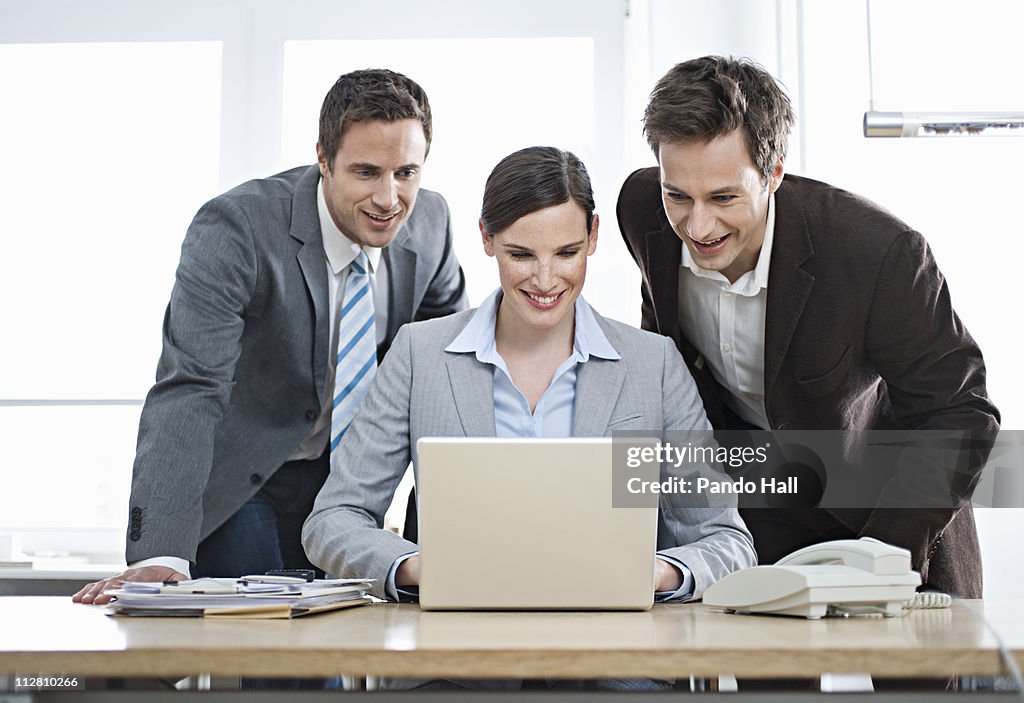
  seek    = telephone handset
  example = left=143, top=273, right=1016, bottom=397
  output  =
left=775, top=538, right=912, bottom=574
left=703, top=538, right=923, bottom=619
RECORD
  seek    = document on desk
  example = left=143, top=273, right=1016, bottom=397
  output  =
left=103, top=578, right=375, bottom=619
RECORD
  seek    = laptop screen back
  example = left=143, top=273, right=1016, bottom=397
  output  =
left=416, top=437, right=657, bottom=611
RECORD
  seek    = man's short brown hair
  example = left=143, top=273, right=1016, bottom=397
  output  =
left=643, top=56, right=794, bottom=182
left=318, top=69, right=431, bottom=169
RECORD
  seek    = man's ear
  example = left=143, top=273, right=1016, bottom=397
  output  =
left=316, top=143, right=331, bottom=178
left=480, top=219, right=495, bottom=257
left=587, top=213, right=600, bottom=256
left=767, top=156, right=785, bottom=194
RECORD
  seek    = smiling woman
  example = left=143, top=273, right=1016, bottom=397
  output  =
left=301, top=145, right=756, bottom=617
left=480, top=149, right=599, bottom=403
left=484, top=202, right=595, bottom=331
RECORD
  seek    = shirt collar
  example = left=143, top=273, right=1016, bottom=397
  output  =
left=317, top=176, right=383, bottom=274
left=446, top=288, right=620, bottom=362
left=680, top=192, right=776, bottom=296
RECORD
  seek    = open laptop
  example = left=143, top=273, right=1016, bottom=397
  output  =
left=415, top=437, right=658, bottom=611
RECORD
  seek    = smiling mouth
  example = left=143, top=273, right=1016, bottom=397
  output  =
left=365, top=211, right=400, bottom=224
left=688, top=232, right=730, bottom=251
left=523, top=290, right=563, bottom=308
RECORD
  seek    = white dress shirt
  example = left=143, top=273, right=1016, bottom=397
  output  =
left=287, top=180, right=388, bottom=461
left=677, top=194, right=776, bottom=430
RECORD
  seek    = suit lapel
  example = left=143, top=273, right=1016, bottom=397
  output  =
left=645, top=224, right=683, bottom=347
left=385, top=244, right=416, bottom=347
left=573, top=357, right=626, bottom=436
left=445, top=353, right=497, bottom=437
left=386, top=225, right=419, bottom=348
left=290, top=166, right=330, bottom=404
left=764, top=180, right=815, bottom=400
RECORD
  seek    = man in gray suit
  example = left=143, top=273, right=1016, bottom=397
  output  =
left=74, top=69, right=466, bottom=603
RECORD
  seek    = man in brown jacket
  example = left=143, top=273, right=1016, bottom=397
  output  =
left=618, top=55, right=999, bottom=597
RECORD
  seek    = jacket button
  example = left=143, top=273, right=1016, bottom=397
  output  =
left=129, top=531, right=141, bottom=541
left=250, top=473, right=262, bottom=485
left=305, top=409, right=318, bottom=422
left=131, top=507, right=142, bottom=517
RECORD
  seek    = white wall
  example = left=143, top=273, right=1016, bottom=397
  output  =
left=797, top=0, right=1024, bottom=598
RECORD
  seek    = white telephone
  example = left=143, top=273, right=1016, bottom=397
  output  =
left=702, top=538, right=922, bottom=619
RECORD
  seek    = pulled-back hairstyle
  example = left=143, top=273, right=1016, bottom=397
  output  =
left=480, top=147, right=595, bottom=236
left=318, top=68, right=432, bottom=168
left=643, top=56, right=795, bottom=183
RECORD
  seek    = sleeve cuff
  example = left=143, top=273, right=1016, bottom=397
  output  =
left=385, top=550, right=420, bottom=602
left=128, top=555, right=192, bottom=579
left=655, top=554, right=694, bottom=602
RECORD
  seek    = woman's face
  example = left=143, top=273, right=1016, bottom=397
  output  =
left=481, top=200, right=598, bottom=336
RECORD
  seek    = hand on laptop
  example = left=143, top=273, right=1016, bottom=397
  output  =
left=395, top=555, right=421, bottom=587
left=655, top=559, right=683, bottom=593
left=72, top=566, right=186, bottom=605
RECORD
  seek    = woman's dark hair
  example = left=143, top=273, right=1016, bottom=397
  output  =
left=480, top=147, right=595, bottom=236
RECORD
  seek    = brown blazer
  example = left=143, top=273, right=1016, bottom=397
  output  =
left=617, top=167, right=1000, bottom=597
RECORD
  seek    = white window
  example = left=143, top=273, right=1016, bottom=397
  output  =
left=0, top=0, right=631, bottom=562
left=799, top=0, right=1024, bottom=429
left=0, top=40, right=222, bottom=560
left=282, top=37, right=595, bottom=307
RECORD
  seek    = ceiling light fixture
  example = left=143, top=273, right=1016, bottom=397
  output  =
left=861, top=0, right=1023, bottom=138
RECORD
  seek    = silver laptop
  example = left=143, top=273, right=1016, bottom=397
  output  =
left=415, top=437, right=658, bottom=611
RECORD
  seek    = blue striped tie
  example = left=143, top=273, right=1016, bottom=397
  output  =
left=330, top=251, right=377, bottom=461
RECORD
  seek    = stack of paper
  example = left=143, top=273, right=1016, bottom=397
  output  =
left=105, top=577, right=375, bottom=619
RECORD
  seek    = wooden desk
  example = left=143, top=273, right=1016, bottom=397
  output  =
left=1, top=597, right=1022, bottom=681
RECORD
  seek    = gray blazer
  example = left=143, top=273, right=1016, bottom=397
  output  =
left=302, top=308, right=756, bottom=601
left=126, top=165, right=467, bottom=563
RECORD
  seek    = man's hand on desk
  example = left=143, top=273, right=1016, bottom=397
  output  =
left=72, top=566, right=186, bottom=605
left=654, top=559, right=683, bottom=593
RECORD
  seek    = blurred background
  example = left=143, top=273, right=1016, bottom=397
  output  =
left=1, top=0, right=1020, bottom=595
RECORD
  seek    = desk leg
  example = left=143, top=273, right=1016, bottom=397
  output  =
left=821, top=673, right=874, bottom=692
left=341, top=675, right=367, bottom=690
left=172, top=675, right=210, bottom=691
